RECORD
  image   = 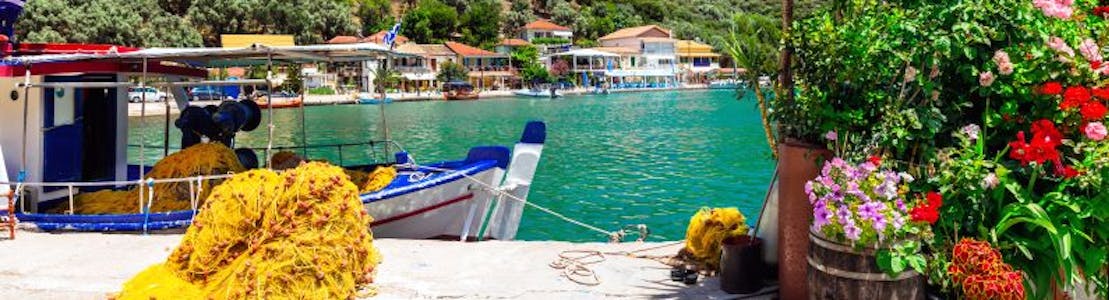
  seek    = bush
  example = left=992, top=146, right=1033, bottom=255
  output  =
left=308, top=86, right=336, bottom=95
left=531, top=37, right=571, bottom=45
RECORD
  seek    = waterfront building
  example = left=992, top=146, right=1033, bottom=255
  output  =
left=597, top=25, right=679, bottom=88
left=676, top=40, right=722, bottom=84
left=495, top=38, right=532, bottom=55
left=542, top=48, right=620, bottom=88
left=445, top=41, right=514, bottom=91
left=520, top=19, right=573, bottom=55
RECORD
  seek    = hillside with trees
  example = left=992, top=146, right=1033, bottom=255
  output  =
left=17, top=0, right=826, bottom=51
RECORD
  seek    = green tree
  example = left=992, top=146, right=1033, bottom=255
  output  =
left=460, top=0, right=502, bottom=48
left=353, top=0, right=394, bottom=35
left=725, top=12, right=780, bottom=157
left=372, top=64, right=401, bottom=94
left=158, top=0, right=193, bottom=15
left=403, top=0, right=458, bottom=44
left=549, top=0, right=578, bottom=32
left=185, top=0, right=356, bottom=46
left=521, top=63, right=551, bottom=86
left=509, top=44, right=540, bottom=69
left=436, top=61, right=468, bottom=82
left=18, top=0, right=202, bottom=47
left=502, top=0, right=534, bottom=37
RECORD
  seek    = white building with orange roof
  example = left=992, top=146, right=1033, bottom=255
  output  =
left=520, top=19, right=573, bottom=55
left=596, top=25, right=679, bottom=88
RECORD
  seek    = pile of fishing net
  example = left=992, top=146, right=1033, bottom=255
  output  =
left=115, top=162, right=382, bottom=299
left=679, top=207, right=750, bottom=270
left=271, top=151, right=398, bottom=193
left=52, top=143, right=245, bottom=214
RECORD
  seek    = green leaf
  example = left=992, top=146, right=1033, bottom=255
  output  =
left=890, top=256, right=906, bottom=274
left=907, top=255, right=927, bottom=273
left=876, top=249, right=894, bottom=274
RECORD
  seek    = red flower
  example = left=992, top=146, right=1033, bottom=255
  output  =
left=1009, top=120, right=1064, bottom=166
left=926, top=191, right=943, bottom=207
left=867, top=155, right=882, bottom=167
left=1094, top=87, right=1109, bottom=100
left=1062, top=165, right=1079, bottom=179
left=1061, top=86, right=1091, bottom=110
left=1081, top=101, right=1108, bottom=120
left=910, top=192, right=942, bottom=224
left=1095, top=61, right=1104, bottom=70
left=1041, top=82, right=1064, bottom=95
left=1096, top=6, right=1109, bottom=17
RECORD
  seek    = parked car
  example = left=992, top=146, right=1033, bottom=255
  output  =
left=127, top=87, right=167, bottom=102
left=188, top=87, right=225, bottom=101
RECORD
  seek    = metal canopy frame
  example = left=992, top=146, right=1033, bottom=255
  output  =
left=9, top=42, right=409, bottom=215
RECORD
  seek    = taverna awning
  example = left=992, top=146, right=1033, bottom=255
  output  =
left=605, top=69, right=675, bottom=77
left=2, top=43, right=413, bottom=67
left=541, top=48, right=620, bottom=60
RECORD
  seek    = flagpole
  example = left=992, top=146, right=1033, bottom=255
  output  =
left=379, top=22, right=401, bottom=156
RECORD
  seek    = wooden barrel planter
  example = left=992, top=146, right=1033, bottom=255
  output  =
left=807, top=230, right=924, bottom=300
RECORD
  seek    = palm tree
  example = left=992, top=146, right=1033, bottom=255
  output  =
left=725, top=13, right=780, bottom=158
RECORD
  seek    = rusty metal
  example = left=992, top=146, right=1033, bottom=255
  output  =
left=777, top=140, right=829, bottom=300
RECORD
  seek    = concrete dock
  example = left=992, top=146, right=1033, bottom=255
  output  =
left=0, top=232, right=774, bottom=299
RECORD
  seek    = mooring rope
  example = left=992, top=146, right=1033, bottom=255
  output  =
left=400, top=163, right=629, bottom=241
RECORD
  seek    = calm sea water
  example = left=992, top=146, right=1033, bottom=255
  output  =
left=129, top=90, right=776, bottom=242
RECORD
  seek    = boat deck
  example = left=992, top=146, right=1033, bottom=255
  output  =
left=1, top=232, right=777, bottom=299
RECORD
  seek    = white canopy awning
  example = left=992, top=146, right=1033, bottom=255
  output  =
left=2, top=43, right=412, bottom=67
left=605, top=69, right=675, bottom=77
left=403, top=73, right=436, bottom=81
left=541, top=48, right=620, bottom=60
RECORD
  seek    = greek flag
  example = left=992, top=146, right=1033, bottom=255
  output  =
left=383, top=22, right=402, bottom=48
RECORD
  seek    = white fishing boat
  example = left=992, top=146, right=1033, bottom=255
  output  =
left=514, top=87, right=562, bottom=98
left=0, top=10, right=545, bottom=241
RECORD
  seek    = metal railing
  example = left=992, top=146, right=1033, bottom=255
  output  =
left=128, top=140, right=408, bottom=167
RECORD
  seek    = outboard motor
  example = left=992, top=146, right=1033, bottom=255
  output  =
left=212, top=99, right=261, bottom=137
left=175, top=99, right=261, bottom=149
left=234, top=148, right=259, bottom=169
left=175, top=106, right=220, bottom=148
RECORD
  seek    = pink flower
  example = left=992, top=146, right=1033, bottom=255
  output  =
left=993, top=50, right=1011, bottom=65
left=904, top=66, right=918, bottom=83
left=825, top=130, right=838, bottom=141
left=1085, top=122, right=1107, bottom=141
left=1048, top=36, right=1075, bottom=57
left=1080, top=39, right=1103, bottom=63
left=979, top=71, right=995, bottom=87
left=981, top=173, right=999, bottom=190
left=1034, top=0, right=1074, bottom=19
left=998, top=62, right=1014, bottom=75
left=930, top=64, right=941, bottom=79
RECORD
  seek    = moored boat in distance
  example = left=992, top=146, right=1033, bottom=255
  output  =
left=513, top=87, right=562, bottom=98
left=356, top=93, right=394, bottom=105
left=443, top=81, right=479, bottom=100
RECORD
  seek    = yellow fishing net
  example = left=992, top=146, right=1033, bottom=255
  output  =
left=682, top=207, right=749, bottom=270
left=273, top=150, right=398, bottom=194
left=52, top=143, right=245, bottom=214
left=114, top=162, right=382, bottom=299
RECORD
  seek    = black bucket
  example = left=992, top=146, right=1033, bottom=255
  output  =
left=719, top=236, right=765, bottom=294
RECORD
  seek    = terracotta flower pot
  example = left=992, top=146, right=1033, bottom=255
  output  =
left=777, top=139, right=831, bottom=300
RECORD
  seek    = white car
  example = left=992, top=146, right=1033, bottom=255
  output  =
left=128, top=87, right=168, bottom=102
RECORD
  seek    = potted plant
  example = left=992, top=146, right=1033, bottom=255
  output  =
left=805, top=156, right=931, bottom=299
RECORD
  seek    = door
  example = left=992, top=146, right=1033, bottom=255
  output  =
left=42, top=75, right=118, bottom=185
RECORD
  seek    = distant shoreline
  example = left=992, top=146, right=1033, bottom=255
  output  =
left=127, top=84, right=718, bottom=117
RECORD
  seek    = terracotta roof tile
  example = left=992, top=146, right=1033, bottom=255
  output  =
left=417, top=44, right=457, bottom=56
left=327, top=36, right=360, bottom=44
left=598, top=25, right=671, bottom=41
left=444, top=41, right=503, bottom=57
left=523, top=19, right=571, bottom=31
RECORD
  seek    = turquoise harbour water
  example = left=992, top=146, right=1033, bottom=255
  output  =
left=129, top=90, right=776, bottom=242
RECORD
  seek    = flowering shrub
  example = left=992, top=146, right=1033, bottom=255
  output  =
left=806, top=157, right=932, bottom=275
left=792, top=0, right=1109, bottom=297
left=948, top=239, right=1025, bottom=300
